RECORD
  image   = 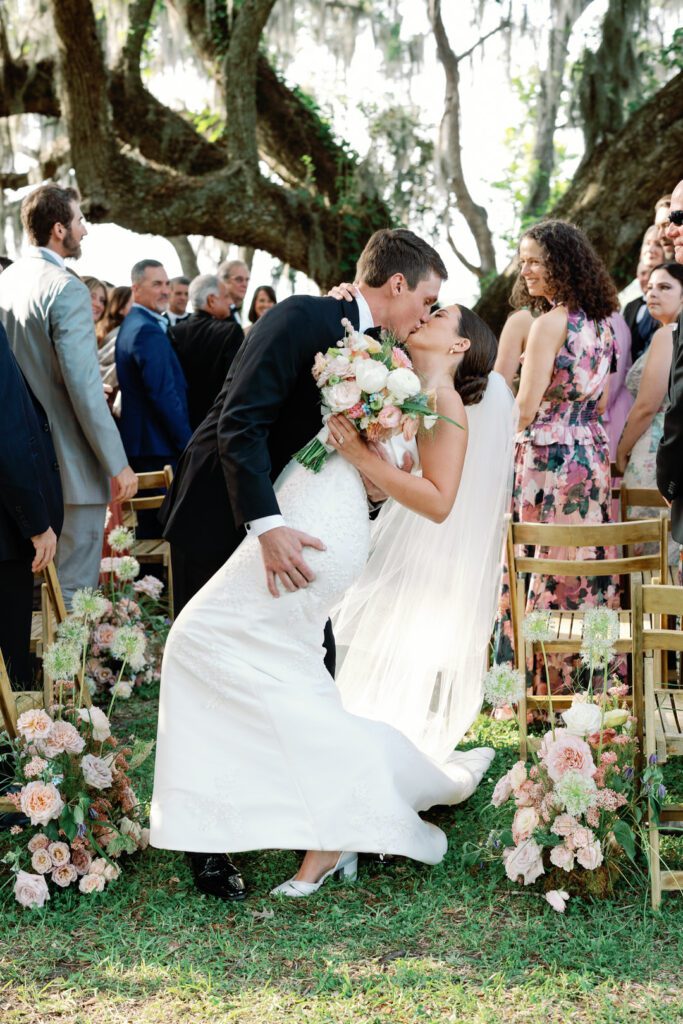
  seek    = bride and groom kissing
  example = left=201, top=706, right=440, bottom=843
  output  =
left=151, top=228, right=515, bottom=901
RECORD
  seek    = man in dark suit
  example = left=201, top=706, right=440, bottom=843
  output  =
left=657, top=179, right=683, bottom=544
left=0, top=322, right=63, bottom=687
left=116, top=260, right=192, bottom=535
left=623, top=259, right=659, bottom=362
left=170, top=274, right=244, bottom=430
left=159, top=227, right=447, bottom=900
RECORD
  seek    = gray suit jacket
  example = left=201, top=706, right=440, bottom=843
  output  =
left=0, top=249, right=128, bottom=504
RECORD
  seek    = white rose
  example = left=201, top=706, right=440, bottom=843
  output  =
left=562, top=701, right=603, bottom=737
left=508, top=761, right=527, bottom=791
left=81, top=754, right=113, bottom=790
left=120, top=816, right=143, bottom=845
left=602, top=708, right=629, bottom=728
left=322, top=381, right=362, bottom=412
left=14, top=870, right=50, bottom=909
left=386, top=367, right=421, bottom=402
left=77, top=706, right=111, bottom=742
left=512, top=806, right=540, bottom=845
left=503, top=839, right=545, bottom=886
left=354, top=359, right=390, bottom=394
left=79, top=872, right=106, bottom=894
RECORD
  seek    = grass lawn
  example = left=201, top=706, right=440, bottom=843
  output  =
left=2, top=697, right=683, bottom=1024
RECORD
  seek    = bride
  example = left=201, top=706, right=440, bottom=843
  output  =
left=333, top=316, right=515, bottom=762
left=151, top=303, right=496, bottom=896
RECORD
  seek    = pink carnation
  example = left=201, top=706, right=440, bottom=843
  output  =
left=514, top=780, right=543, bottom=808
left=378, top=405, right=402, bottom=429
left=391, top=346, right=413, bottom=369
left=550, top=814, right=578, bottom=837
left=549, top=842, right=575, bottom=872
left=491, top=775, right=513, bottom=807
left=542, top=732, right=596, bottom=783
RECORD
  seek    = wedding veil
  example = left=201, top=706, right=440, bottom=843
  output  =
left=332, top=371, right=517, bottom=764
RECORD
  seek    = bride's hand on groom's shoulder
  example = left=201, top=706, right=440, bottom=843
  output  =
left=327, top=282, right=359, bottom=302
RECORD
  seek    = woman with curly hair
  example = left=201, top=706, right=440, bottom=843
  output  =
left=494, top=219, right=621, bottom=694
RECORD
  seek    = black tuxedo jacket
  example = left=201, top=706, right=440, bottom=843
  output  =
left=623, top=295, right=658, bottom=363
left=170, top=311, right=244, bottom=431
left=160, top=295, right=360, bottom=563
left=0, top=322, right=63, bottom=562
left=657, top=312, right=683, bottom=543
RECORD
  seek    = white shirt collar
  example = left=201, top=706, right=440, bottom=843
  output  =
left=133, top=302, right=169, bottom=332
left=354, top=288, right=375, bottom=333
left=34, top=246, right=66, bottom=270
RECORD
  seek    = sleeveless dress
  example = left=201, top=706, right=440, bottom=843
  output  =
left=150, top=449, right=493, bottom=863
left=494, top=310, right=620, bottom=692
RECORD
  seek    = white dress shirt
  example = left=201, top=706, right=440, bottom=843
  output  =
left=246, top=290, right=375, bottom=538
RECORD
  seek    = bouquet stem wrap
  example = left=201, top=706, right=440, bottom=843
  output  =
left=294, top=426, right=335, bottom=473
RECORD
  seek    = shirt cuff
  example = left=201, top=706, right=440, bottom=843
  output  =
left=245, top=514, right=286, bottom=537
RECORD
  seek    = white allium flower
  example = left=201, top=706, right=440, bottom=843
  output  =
left=71, top=588, right=109, bottom=620
left=56, top=618, right=88, bottom=651
left=580, top=608, right=619, bottom=667
left=554, top=770, right=599, bottom=817
left=110, top=626, right=147, bottom=672
left=522, top=611, right=555, bottom=644
left=115, top=556, right=140, bottom=582
left=110, top=680, right=133, bottom=700
left=482, top=663, right=526, bottom=708
left=107, top=526, right=135, bottom=553
left=43, top=640, right=81, bottom=681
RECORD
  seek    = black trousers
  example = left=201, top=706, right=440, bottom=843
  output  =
left=0, top=558, right=34, bottom=688
left=170, top=544, right=336, bottom=677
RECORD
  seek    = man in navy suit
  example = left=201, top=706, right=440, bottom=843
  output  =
left=0, top=322, right=63, bottom=687
left=115, top=260, right=192, bottom=534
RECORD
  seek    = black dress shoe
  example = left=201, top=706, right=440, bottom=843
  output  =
left=188, top=852, right=247, bottom=901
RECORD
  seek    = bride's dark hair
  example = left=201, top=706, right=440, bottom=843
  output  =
left=453, top=305, right=498, bottom=406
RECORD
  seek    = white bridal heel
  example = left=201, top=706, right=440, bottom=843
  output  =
left=270, top=852, right=358, bottom=897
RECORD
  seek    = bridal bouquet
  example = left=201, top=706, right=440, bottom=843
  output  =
left=1, top=597, right=154, bottom=908
left=295, top=319, right=460, bottom=472
left=482, top=610, right=665, bottom=910
left=88, top=526, right=169, bottom=701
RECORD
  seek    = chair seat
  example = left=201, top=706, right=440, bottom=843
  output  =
left=527, top=609, right=650, bottom=654
left=132, top=539, right=170, bottom=565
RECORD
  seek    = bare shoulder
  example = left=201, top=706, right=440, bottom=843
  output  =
left=528, top=305, right=567, bottom=348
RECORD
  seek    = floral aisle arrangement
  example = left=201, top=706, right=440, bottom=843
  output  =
left=481, top=610, right=665, bottom=911
left=1, top=593, right=155, bottom=909
left=90, top=526, right=169, bottom=701
left=295, top=319, right=462, bottom=472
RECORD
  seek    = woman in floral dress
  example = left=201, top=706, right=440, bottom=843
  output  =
left=495, top=220, right=620, bottom=692
left=616, top=263, right=683, bottom=566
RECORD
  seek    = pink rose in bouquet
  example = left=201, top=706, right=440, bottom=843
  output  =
left=542, top=732, right=596, bottom=783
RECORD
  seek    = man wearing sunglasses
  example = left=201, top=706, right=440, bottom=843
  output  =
left=656, top=180, right=683, bottom=547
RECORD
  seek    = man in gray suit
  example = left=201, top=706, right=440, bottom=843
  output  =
left=0, top=184, right=137, bottom=605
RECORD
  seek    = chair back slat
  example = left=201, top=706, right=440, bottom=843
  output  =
left=641, top=584, right=683, bottom=618
left=0, top=649, right=18, bottom=737
left=43, top=561, right=67, bottom=623
left=121, top=465, right=174, bottom=518
left=513, top=518, right=661, bottom=546
left=515, top=555, right=660, bottom=576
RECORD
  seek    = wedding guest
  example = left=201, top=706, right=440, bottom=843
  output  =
left=96, top=285, right=133, bottom=392
left=493, top=309, right=534, bottom=390
left=171, top=274, right=244, bottom=430
left=245, top=285, right=277, bottom=334
left=217, top=259, right=250, bottom=325
left=494, top=220, right=620, bottom=693
left=0, top=184, right=136, bottom=605
left=622, top=259, right=659, bottom=362
left=617, top=263, right=683, bottom=563
left=165, top=276, right=190, bottom=327
left=0, top=322, right=62, bottom=688
left=82, top=276, right=108, bottom=329
left=603, top=311, right=634, bottom=461
left=115, top=260, right=191, bottom=534
left=654, top=195, right=675, bottom=261
left=656, top=179, right=683, bottom=553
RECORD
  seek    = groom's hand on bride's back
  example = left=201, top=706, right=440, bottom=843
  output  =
left=258, top=527, right=326, bottom=598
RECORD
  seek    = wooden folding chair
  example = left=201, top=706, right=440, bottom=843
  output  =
left=633, top=582, right=683, bottom=908
left=620, top=484, right=677, bottom=587
left=121, top=464, right=174, bottom=617
left=508, top=517, right=668, bottom=758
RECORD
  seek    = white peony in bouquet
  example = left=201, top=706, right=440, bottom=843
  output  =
left=294, top=319, right=462, bottom=472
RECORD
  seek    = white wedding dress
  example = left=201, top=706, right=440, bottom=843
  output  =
left=150, top=440, right=494, bottom=864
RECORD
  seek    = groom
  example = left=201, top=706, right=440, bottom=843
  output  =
left=159, top=228, right=447, bottom=898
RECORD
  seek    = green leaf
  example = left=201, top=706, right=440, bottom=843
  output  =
left=128, top=738, right=156, bottom=771
left=500, top=829, right=514, bottom=848
left=613, top=820, right=636, bottom=861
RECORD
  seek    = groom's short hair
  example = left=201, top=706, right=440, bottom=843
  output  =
left=356, top=229, right=447, bottom=289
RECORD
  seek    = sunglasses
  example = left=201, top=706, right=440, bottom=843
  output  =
left=669, top=210, right=683, bottom=227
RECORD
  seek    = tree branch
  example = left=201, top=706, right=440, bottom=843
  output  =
left=428, top=0, right=497, bottom=277
left=223, top=0, right=278, bottom=166
left=445, top=227, right=484, bottom=279
left=456, top=19, right=511, bottom=64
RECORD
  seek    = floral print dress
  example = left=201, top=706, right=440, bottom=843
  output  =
left=494, top=310, right=620, bottom=692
